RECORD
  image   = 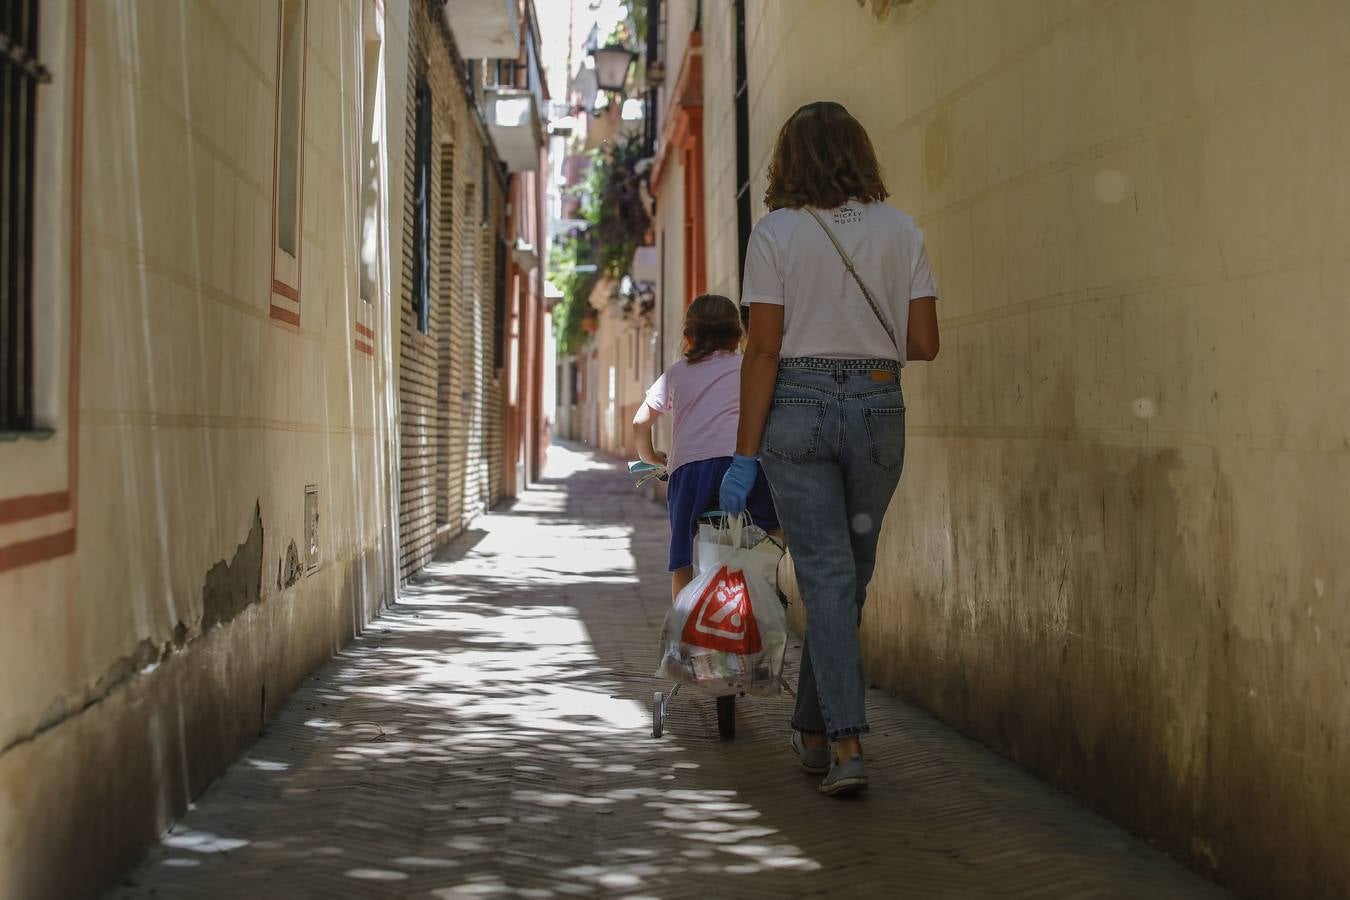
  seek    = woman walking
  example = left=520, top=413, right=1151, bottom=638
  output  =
left=719, top=101, right=940, bottom=796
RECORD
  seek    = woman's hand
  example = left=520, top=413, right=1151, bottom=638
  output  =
left=719, top=454, right=759, bottom=515
left=641, top=449, right=668, bottom=468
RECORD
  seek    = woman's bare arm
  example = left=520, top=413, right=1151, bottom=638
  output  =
left=632, top=403, right=667, bottom=466
left=907, top=297, right=940, bottom=361
left=735, top=304, right=786, bottom=457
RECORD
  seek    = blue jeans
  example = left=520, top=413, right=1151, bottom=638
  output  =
left=758, top=358, right=906, bottom=739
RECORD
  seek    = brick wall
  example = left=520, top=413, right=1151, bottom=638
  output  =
left=398, top=1, right=507, bottom=580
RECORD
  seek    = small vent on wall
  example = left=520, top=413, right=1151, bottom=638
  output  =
left=305, top=485, right=320, bottom=573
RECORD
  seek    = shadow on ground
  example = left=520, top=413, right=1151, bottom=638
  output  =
left=110, top=444, right=1228, bottom=899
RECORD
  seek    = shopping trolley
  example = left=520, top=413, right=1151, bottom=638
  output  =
left=629, top=460, right=788, bottom=740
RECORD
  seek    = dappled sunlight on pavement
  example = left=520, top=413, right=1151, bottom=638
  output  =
left=110, top=444, right=1226, bottom=899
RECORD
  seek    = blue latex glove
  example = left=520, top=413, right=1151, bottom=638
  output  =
left=718, top=454, right=760, bottom=516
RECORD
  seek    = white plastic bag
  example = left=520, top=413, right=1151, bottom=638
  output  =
left=656, top=517, right=787, bottom=697
left=693, top=519, right=783, bottom=586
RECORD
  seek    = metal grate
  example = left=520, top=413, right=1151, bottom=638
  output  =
left=1, top=0, right=46, bottom=431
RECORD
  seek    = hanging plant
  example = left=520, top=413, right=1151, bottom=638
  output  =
left=584, top=129, right=652, bottom=279
left=552, top=129, right=652, bottom=357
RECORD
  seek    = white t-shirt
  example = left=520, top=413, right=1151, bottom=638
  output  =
left=644, top=350, right=741, bottom=474
left=741, top=201, right=938, bottom=362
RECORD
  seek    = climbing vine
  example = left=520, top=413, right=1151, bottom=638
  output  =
left=552, top=129, right=651, bottom=355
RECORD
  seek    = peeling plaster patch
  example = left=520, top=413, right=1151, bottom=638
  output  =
left=283, top=541, right=304, bottom=589
left=202, top=502, right=265, bottom=630
left=2, top=503, right=268, bottom=755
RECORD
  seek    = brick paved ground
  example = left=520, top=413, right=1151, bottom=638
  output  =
left=112, top=444, right=1228, bottom=899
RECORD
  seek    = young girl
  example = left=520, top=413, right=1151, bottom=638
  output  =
left=633, top=294, right=779, bottom=602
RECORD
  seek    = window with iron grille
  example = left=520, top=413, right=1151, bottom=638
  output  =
left=1, top=0, right=48, bottom=431
left=411, top=77, right=432, bottom=334
left=645, top=0, right=663, bottom=75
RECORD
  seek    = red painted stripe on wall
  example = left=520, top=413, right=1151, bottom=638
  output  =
left=0, top=529, right=76, bottom=574
left=0, top=491, right=70, bottom=525
left=270, top=306, right=301, bottom=326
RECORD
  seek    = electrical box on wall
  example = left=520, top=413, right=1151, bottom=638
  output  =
left=305, top=485, right=320, bottom=573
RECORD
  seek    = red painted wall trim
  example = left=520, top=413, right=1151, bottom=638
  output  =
left=270, top=306, right=301, bottom=327
left=0, top=491, right=70, bottom=525
left=650, top=32, right=703, bottom=190
left=0, top=530, right=76, bottom=574
left=272, top=279, right=300, bottom=303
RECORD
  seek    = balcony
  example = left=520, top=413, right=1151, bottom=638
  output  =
left=485, top=87, right=543, bottom=171
left=443, top=0, right=519, bottom=59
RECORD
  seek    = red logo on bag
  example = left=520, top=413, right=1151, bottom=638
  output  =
left=681, top=565, right=762, bottom=654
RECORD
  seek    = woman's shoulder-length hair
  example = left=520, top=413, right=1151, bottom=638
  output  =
left=764, top=101, right=889, bottom=211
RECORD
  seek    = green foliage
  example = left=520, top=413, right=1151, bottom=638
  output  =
left=585, top=130, right=651, bottom=278
left=551, top=237, right=598, bottom=356
left=551, top=130, right=652, bottom=356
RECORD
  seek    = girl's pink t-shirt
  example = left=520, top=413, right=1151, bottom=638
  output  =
left=644, top=351, right=742, bottom=474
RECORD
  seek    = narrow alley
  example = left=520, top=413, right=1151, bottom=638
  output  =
left=5, top=1, right=1349, bottom=896
left=111, top=446, right=1226, bottom=900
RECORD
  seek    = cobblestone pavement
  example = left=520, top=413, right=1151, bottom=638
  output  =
left=112, top=445, right=1228, bottom=900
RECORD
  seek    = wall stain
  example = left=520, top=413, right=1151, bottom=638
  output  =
left=924, top=109, right=951, bottom=190
left=201, top=502, right=265, bottom=630
left=2, top=506, right=268, bottom=754
left=0, top=624, right=190, bottom=756
left=868, top=437, right=1350, bottom=896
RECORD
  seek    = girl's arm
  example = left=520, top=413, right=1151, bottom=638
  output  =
left=632, top=403, right=667, bottom=466
left=735, top=304, right=785, bottom=457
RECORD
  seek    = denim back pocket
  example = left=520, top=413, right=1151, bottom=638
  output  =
left=862, top=404, right=906, bottom=471
left=763, top=398, right=826, bottom=462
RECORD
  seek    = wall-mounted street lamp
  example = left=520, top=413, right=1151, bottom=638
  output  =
left=589, top=44, right=636, bottom=95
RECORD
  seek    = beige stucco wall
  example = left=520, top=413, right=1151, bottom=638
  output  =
left=0, top=2, right=408, bottom=896
left=699, top=1, right=1350, bottom=895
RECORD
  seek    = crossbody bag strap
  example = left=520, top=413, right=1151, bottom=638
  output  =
left=805, top=208, right=899, bottom=353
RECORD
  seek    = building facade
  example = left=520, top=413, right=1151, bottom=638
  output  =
left=0, top=1, right=549, bottom=896
left=636, top=1, right=1350, bottom=896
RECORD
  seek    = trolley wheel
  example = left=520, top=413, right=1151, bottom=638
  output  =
left=652, top=691, right=665, bottom=738
left=716, top=694, right=736, bottom=740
